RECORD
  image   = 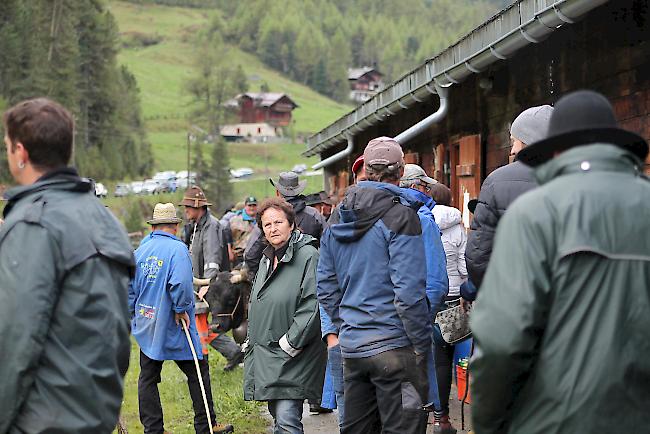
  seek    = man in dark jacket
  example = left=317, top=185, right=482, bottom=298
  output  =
left=470, top=90, right=650, bottom=434
left=0, top=98, right=134, bottom=433
left=244, top=171, right=327, bottom=276
left=466, top=105, right=553, bottom=288
left=317, top=137, right=432, bottom=433
left=180, top=186, right=242, bottom=371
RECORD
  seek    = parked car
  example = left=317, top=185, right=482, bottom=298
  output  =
left=94, top=182, right=108, bottom=198
left=230, top=167, right=254, bottom=179
left=291, top=164, right=307, bottom=174
left=114, top=183, right=131, bottom=197
left=131, top=181, right=145, bottom=195
left=142, top=179, right=160, bottom=195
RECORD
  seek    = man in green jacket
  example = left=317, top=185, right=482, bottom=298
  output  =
left=470, top=90, right=650, bottom=434
left=0, top=98, right=135, bottom=432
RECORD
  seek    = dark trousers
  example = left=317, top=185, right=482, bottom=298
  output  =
left=138, top=351, right=217, bottom=434
left=342, top=346, right=428, bottom=434
left=434, top=339, right=455, bottom=415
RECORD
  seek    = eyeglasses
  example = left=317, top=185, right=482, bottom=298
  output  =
left=415, top=181, right=431, bottom=192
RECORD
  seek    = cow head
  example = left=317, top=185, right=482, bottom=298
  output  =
left=205, top=271, right=251, bottom=334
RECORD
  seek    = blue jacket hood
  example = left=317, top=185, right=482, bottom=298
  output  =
left=330, top=181, right=422, bottom=242
left=401, top=187, right=438, bottom=214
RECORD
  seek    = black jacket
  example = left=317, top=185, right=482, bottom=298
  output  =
left=244, top=196, right=326, bottom=276
left=466, top=161, right=536, bottom=288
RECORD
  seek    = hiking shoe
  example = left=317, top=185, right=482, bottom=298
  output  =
left=309, top=403, right=333, bottom=414
left=212, top=423, right=234, bottom=433
left=223, top=352, right=244, bottom=372
left=433, top=414, right=457, bottom=434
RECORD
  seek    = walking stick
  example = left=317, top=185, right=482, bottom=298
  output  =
left=181, top=318, right=214, bottom=434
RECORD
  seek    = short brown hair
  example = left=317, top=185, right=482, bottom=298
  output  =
left=3, top=98, right=74, bottom=171
left=430, top=183, right=452, bottom=206
left=257, top=197, right=296, bottom=231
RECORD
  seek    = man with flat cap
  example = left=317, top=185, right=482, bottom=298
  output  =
left=466, top=105, right=553, bottom=289
left=180, top=186, right=243, bottom=372
left=244, top=171, right=326, bottom=276
left=470, top=90, right=650, bottom=434
left=130, top=203, right=233, bottom=433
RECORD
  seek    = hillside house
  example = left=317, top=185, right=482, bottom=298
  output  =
left=348, top=67, right=384, bottom=103
left=235, top=93, right=298, bottom=127
left=220, top=123, right=280, bottom=143
left=306, top=0, right=650, bottom=220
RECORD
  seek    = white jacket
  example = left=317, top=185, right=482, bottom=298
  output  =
left=432, top=205, right=467, bottom=297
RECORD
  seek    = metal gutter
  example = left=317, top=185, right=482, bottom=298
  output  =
left=395, top=85, right=449, bottom=145
left=312, top=136, right=354, bottom=170
left=303, top=0, right=610, bottom=161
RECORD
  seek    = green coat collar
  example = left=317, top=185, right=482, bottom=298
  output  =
left=535, top=144, right=643, bottom=185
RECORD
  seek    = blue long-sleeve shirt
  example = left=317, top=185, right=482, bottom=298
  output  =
left=129, top=231, right=202, bottom=360
left=401, top=188, right=449, bottom=316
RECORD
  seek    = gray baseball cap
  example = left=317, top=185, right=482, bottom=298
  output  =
left=364, top=137, right=404, bottom=167
left=400, top=164, right=436, bottom=186
left=510, top=105, right=554, bottom=146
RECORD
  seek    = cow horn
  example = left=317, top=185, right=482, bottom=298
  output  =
left=193, top=277, right=210, bottom=287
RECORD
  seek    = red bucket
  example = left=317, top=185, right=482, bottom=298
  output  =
left=456, top=365, right=471, bottom=404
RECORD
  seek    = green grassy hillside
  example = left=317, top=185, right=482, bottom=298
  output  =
left=108, top=1, right=351, bottom=179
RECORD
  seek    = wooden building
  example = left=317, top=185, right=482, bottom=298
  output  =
left=235, top=93, right=298, bottom=127
left=220, top=123, right=280, bottom=142
left=305, top=0, right=650, bottom=218
left=348, top=67, right=384, bottom=103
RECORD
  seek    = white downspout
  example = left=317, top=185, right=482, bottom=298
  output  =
left=312, top=135, right=354, bottom=170
left=395, top=84, right=449, bottom=145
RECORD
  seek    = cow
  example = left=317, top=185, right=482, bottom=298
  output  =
left=203, top=270, right=251, bottom=342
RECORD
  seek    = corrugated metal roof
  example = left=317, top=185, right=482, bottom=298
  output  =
left=238, top=92, right=298, bottom=108
left=303, top=0, right=609, bottom=157
left=348, top=66, right=380, bottom=80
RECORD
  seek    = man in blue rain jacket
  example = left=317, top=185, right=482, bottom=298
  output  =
left=130, top=202, right=233, bottom=434
left=318, top=137, right=432, bottom=434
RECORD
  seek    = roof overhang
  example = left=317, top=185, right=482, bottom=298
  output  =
left=303, top=0, right=610, bottom=158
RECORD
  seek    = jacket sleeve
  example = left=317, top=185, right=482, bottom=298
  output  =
left=0, top=223, right=61, bottom=429
left=423, top=218, right=449, bottom=316
left=319, top=304, right=338, bottom=339
left=283, top=252, right=322, bottom=351
left=470, top=201, right=553, bottom=434
left=316, top=230, right=343, bottom=330
left=202, top=220, right=226, bottom=280
left=466, top=177, right=498, bottom=288
left=244, top=229, right=265, bottom=276
left=457, top=226, right=468, bottom=280
left=388, top=229, right=433, bottom=356
left=167, top=247, right=195, bottom=314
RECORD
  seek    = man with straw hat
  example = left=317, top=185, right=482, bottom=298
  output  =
left=179, top=186, right=243, bottom=372
left=130, top=203, right=234, bottom=434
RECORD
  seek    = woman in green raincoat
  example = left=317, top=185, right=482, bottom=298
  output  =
left=243, top=197, right=326, bottom=434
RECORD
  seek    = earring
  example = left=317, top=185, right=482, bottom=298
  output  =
left=18, top=161, right=25, bottom=169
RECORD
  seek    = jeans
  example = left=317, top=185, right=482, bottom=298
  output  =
left=341, top=346, right=428, bottom=434
left=321, top=344, right=345, bottom=427
left=433, top=334, right=455, bottom=415
left=138, top=351, right=217, bottom=434
left=210, top=333, right=241, bottom=362
left=267, top=399, right=304, bottom=434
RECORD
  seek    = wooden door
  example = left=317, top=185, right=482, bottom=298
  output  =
left=455, top=135, right=481, bottom=228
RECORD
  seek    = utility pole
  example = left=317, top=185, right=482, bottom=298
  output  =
left=187, top=133, right=191, bottom=184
